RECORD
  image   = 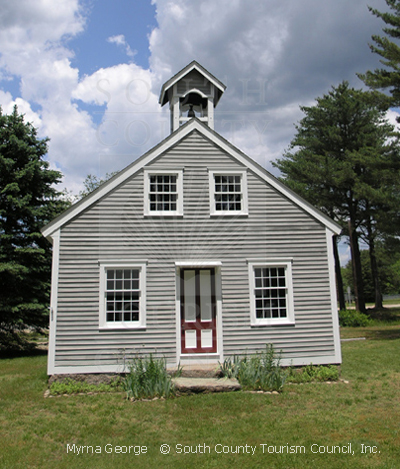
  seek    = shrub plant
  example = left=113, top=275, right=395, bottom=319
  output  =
left=219, top=344, right=287, bottom=392
left=339, top=309, right=371, bottom=327
left=122, top=354, right=175, bottom=400
left=287, top=364, right=339, bottom=383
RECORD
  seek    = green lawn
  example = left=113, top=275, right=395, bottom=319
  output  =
left=1, top=325, right=399, bottom=468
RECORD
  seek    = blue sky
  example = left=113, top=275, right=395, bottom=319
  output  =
left=69, top=1, right=157, bottom=74
left=0, top=0, right=396, bottom=264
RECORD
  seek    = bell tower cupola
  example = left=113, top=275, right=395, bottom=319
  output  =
left=159, top=61, right=226, bottom=133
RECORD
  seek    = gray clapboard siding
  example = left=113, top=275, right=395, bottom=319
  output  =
left=53, top=130, right=337, bottom=369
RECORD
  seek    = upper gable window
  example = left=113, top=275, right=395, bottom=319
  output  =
left=144, top=169, right=183, bottom=216
left=209, top=170, right=248, bottom=216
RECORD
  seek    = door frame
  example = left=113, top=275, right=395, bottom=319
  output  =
left=175, top=261, right=223, bottom=365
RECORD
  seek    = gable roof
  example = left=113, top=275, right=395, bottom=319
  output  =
left=159, top=60, right=226, bottom=107
left=42, top=119, right=342, bottom=239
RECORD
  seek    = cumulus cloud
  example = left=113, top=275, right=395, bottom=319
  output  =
left=149, top=0, right=395, bottom=164
left=107, top=35, right=137, bottom=59
left=0, top=0, right=398, bottom=196
left=0, top=90, right=42, bottom=128
left=0, top=0, right=161, bottom=191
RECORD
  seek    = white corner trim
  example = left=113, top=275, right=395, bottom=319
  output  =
left=47, top=230, right=60, bottom=376
left=326, top=228, right=342, bottom=364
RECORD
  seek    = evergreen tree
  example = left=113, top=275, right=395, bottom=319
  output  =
left=0, top=107, right=69, bottom=331
left=273, top=82, right=400, bottom=312
left=359, top=0, right=400, bottom=111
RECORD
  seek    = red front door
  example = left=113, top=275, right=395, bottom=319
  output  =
left=180, top=268, right=217, bottom=354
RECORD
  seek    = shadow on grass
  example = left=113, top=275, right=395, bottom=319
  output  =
left=363, top=328, right=400, bottom=341
left=367, top=307, right=400, bottom=323
left=0, top=348, right=48, bottom=359
left=0, top=329, right=48, bottom=359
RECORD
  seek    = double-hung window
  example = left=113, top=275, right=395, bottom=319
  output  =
left=248, top=260, right=294, bottom=325
left=209, top=170, right=248, bottom=216
left=99, top=263, right=146, bottom=329
left=144, top=169, right=183, bottom=216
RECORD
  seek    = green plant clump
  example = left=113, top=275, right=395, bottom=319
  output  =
left=339, top=309, right=371, bottom=327
left=219, top=345, right=287, bottom=392
left=122, top=354, right=175, bottom=400
left=287, top=364, right=340, bottom=383
left=49, top=378, right=120, bottom=396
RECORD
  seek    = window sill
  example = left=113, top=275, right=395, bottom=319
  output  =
left=210, top=212, right=248, bottom=218
left=144, top=213, right=184, bottom=218
left=251, top=320, right=295, bottom=327
left=99, top=324, right=146, bottom=331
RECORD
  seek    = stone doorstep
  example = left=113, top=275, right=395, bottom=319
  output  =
left=168, top=363, right=221, bottom=378
left=172, top=377, right=241, bottom=394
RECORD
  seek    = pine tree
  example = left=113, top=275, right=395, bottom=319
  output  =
left=0, top=106, right=69, bottom=331
left=274, top=82, right=400, bottom=312
left=359, top=0, right=400, bottom=110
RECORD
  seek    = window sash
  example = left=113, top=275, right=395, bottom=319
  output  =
left=209, top=170, right=248, bottom=215
left=105, top=268, right=141, bottom=323
left=149, top=175, right=178, bottom=212
left=254, top=267, right=287, bottom=319
left=99, top=263, right=146, bottom=329
left=144, top=170, right=183, bottom=216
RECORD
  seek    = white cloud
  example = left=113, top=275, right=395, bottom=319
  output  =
left=72, top=63, right=166, bottom=176
left=386, top=108, right=400, bottom=130
left=0, top=90, right=42, bottom=128
left=149, top=0, right=388, bottom=168
left=0, top=0, right=393, bottom=195
left=107, top=34, right=137, bottom=59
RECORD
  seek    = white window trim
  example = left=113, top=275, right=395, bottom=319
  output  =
left=99, top=262, right=147, bottom=330
left=248, top=260, right=295, bottom=326
left=208, top=169, right=248, bottom=216
left=143, top=169, right=183, bottom=216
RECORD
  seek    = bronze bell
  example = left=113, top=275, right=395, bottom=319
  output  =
left=187, top=104, right=195, bottom=118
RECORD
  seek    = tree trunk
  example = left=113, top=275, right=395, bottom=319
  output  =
left=366, top=216, right=383, bottom=309
left=333, top=235, right=346, bottom=310
left=348, top=219, right=366, bottom=313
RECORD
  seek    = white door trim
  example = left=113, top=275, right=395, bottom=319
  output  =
left=175, top=262, right=223, bottom=365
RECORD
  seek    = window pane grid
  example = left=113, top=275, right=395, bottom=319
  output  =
left=149, top=174, right=178, bottom=212
left=254, top=267, right=287, bottom=319
left=106, top=269, right=140, bottom=323
left=214, top=175, right=242, bottom=211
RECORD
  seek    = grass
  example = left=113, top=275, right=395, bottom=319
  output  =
left=0, top=323, right=399, bottom=468
left=340, top=307, right=400, bottom=340
left=49, top=378, right=121, bottom=396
